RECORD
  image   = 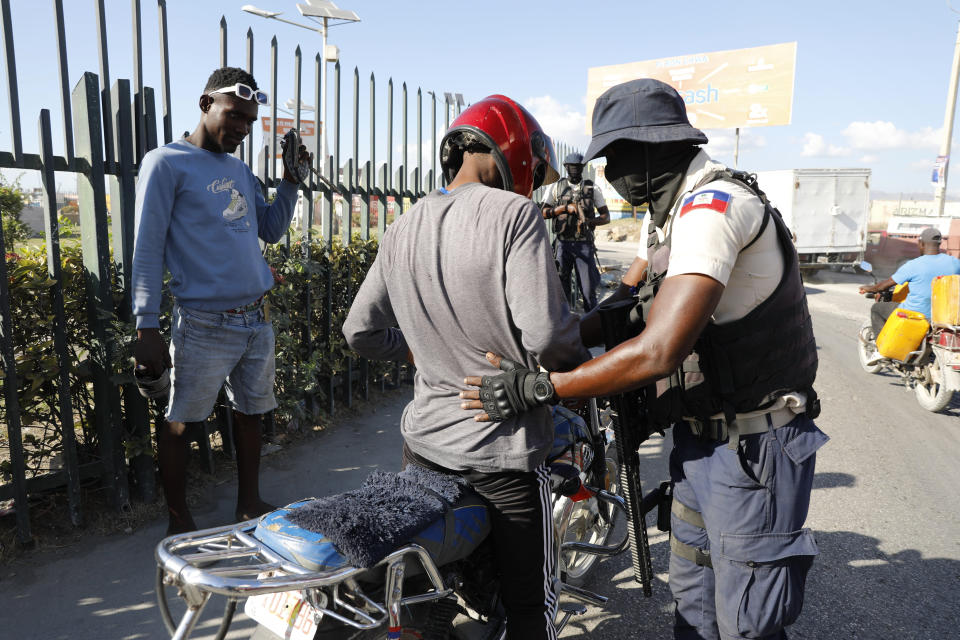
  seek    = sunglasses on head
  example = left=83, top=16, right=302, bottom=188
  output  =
left=207, top=83, right=269, bottom=105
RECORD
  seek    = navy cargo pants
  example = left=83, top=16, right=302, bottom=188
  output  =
left=669, top=414, right=828, bottom=640
left=557, top=240, right=600, bottom=311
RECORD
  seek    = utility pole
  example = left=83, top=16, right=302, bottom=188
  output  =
left=934, top=19, right=960, bottom=216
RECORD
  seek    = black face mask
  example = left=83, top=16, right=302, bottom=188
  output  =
left=566, top=164, right=583, bottom=184
left=604, top=142, right=699, bottom=227
left=604, top=160, right=646, bottom=206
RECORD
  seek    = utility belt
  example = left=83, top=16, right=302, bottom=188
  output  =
left=683, top=405, right=798, bottom=450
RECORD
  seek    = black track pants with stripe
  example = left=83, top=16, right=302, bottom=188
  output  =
left=403, top=445, right=558, bottom=640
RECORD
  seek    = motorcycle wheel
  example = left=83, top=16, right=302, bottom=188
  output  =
left=858, top=323, right=883, bottom=374
left=558, top=448, right=621, bottom=587
left=914, top=351, right=954, bottom=412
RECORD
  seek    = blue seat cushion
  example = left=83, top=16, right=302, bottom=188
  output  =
left=254, top=499, right=349, bottom=572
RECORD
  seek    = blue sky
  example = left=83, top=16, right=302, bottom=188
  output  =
left=2, top=0, right=959, bottom=199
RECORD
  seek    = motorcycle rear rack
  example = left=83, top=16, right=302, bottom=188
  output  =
left=156, top=517, right=619, bottom=640
left=156, top=520, right=453, bottom=640
left=858, top=326, right=931, bottom=369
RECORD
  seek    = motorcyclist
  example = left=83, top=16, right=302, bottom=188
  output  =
left=859, top=227, right=960, bottom=334
left=342, top=95, right=589, bottom=640
left=540, top=152, right=610, bottom=311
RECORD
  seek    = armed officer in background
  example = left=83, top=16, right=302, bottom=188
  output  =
left=461, top=79, right=828, bottom=640
left=541, top=152, right=610, bottom=311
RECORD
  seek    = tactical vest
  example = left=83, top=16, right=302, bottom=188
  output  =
left=635, top=170, right=819, bottom=429
left=552, top=179, right=596, bottom=242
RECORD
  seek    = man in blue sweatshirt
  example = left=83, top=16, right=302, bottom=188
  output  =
left=132, top=67, right=306, bottom=534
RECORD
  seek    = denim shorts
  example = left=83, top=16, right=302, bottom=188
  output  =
left=166, top=303, right=277, bottom=423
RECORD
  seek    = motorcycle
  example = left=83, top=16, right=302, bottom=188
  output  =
left=857, top=261, right=960, bottom=412
left=155, top=399, right=633, bottom=640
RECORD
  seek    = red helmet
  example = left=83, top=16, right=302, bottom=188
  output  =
left=440, top=95, right=560, bottom=198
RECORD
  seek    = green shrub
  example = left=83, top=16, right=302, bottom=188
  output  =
left=0, top=244, right=127, bottom=482
left=0, top=176, right=30, bottom=250
left=0, top=234, right=384, bottom=483
left=265, top=235, right=391, bottom=424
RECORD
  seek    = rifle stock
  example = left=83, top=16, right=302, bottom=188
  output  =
left=597, top=299, right=655, bottom=596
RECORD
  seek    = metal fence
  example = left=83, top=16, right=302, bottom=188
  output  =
left=0, top=0, right=580, bottom=548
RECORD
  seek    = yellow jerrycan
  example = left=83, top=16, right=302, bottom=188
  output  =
left=931, top=274, right=960, bottom=327
left=876, top=302, right=929, bottom=362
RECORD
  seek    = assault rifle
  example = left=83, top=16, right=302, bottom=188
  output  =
left=596, top=298, right=672, bottom=597
left=558, top=183, right=588, bottom=238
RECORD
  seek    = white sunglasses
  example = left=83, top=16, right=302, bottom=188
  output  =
left=207, top=83, right=269, bottom=105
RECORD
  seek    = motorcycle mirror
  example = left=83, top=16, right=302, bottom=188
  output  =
left=858, top=261, right=873, bottom=273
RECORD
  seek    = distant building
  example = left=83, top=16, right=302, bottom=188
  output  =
left=869, top=199, right=960, bottom=231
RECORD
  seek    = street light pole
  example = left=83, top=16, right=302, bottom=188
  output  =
left=242, top=2, right=359, bottom=178
left=320, top=16, right=328, bottom=176
left=935, top=19, right=960, bottom=217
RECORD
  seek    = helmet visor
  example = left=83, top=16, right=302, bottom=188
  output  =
left=531, top=130, right=560, bottom=190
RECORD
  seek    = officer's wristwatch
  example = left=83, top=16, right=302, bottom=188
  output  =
left=532, top=373, right=557, bottom=405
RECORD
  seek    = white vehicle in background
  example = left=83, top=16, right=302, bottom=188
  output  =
left=756, top=168, right=871, bottom=273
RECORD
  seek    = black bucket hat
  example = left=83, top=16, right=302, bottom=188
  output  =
left=583, top=78, right=708, bottom=162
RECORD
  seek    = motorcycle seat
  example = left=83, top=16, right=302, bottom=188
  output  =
left=252, top=408, right=591, bottom=574
left=253, top=490, right=491, bottom=574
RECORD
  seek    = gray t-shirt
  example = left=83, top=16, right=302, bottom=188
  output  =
left=343, top=182, right=590, bottom=472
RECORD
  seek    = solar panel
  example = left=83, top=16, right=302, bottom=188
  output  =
left=297, top=1, right=360, bottom=22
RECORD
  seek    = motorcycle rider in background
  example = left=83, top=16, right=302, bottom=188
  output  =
left=859, top=227, right=960, bottom=334
left=541, top=152, right=610, bottom=311
left=343, top=96, right=589, bottom=640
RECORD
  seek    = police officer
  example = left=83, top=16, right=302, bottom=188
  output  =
left=541, top=152, right=610, bottom=311
left=461, top=79, right=828, bottom=640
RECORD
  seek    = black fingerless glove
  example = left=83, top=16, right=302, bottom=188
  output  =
left=478, top=358, right=556, bottom=422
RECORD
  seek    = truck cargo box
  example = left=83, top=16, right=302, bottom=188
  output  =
left=755, top=168, right=871, bottom=268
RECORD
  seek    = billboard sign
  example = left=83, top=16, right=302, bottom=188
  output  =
left=586, top=42, right=797, bottom=132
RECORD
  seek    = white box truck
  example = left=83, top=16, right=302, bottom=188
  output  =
left=754, top=168, right=871, bottom=272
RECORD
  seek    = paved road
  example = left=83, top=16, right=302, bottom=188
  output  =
left=560, top=258, right=960, bottom=639
left=3, top=248, right=959, bottom=639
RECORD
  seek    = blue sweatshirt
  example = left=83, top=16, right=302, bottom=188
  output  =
left=132, top=138, right=298, bottom=329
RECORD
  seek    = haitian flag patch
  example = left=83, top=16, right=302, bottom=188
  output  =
left=679, top=190, right=731, bottom=216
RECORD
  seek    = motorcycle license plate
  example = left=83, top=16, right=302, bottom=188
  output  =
left=244, top=590, right=319, bottom=640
